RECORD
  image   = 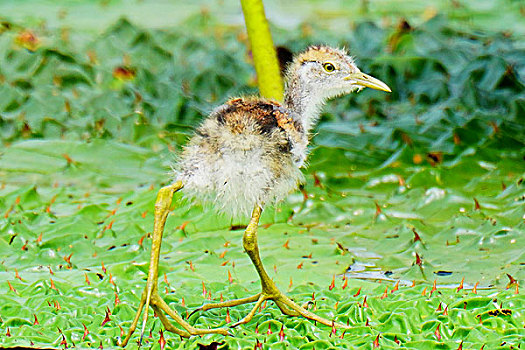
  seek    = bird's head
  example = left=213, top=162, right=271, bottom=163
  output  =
left=287, top=46, right=391, bottom=99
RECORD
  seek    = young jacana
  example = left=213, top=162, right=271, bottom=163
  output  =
left=121, top=46, right=391, bottom=346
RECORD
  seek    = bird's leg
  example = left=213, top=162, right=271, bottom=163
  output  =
left=242, top=206, right=280, bottom=296
left=193, top=205, right=350, bottom=330
left=244, top=206, right=350, bottom=329
left=120, top=181, right=229, bottom=347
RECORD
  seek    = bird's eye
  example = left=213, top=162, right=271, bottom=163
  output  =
left=323, top=62, right=336, bottom=73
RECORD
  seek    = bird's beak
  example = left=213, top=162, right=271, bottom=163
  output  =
left=344, top=72, right=392, bottom=92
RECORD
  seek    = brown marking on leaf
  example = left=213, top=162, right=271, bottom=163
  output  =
left=457, top=341, right=463, bottom=350
left=85, top=272, right=91, bottom=285
left=115, top=292, right=120, bottom=306
left=431, top=280, right=437, bottom=295
left=113, top=66, right=136, bottom=80
left=453, top=132, right=461, bottom=145
left=329, top=275, right=335, bottom=290
left=228, top=270, right=233, bottom=284
left=328, top=320, right=336, bottom=336
left=373, top=334, right=380, bottom=348
left=421, top=287, right=427, bottom=296
left=60, top=334, right=67, bottom=346
left=427, top=152, right=443, bottom=167
left=62, top=153, right=75, bottom=165
left=473, top=282, right=479, bottom=294
left=224, top=308, right=231, bottom=323
left=391, top=280, right=399, bottom=293
left=413, top=229, right=422, bottom=243
left=283, top=239, right=290, bottom=249
left=413, top=154, right=423, bottom=164
left=489, top=121, right=499, bottom=134
left=311, top=173, right=324, bottom=189
left=363, top=296, right=368, bottom=308
left=50, top=278, right=57, bottom=290
left=300, top=187, right=309, bottom=201
left=354, top=287, right=361, bottom=297
left=415, top=253, right=422, bottom=266
left=279, top=325, right=285, bottom=341
left=374, top=202, right=382, bottom=216
left=342, top=278, right=348, bottom=290
left=506, top=273, right=518, bottom=289
left=16, top=30, right=40, bottom=51
left=15, top=269, right=23, bottom=281
left=101, top=309, right=111, bottom=326
left=33, top=314, right=39, bottom=325
left=159, top=329, right=166, bottom=350
left=434, top=324, right=441, bottom=341
left=297, top=262, right=303, bottom=269
left=457, top=277, right=465, bottom=292
left=401, top=133, right=412, bottom=146
left=178, top=221, right=190, bottom=231
left=101, top=262, right=106, bottom=274
left=474, top=198, right=481, bottom=210
left=82, top=323, right=89, bottom=341
left=63, top=253, right=73, bottom=265
left=381, top=286, right=388, bottom=299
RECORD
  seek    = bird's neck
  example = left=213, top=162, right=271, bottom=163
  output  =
left=283, top=74, right=325, bottom=134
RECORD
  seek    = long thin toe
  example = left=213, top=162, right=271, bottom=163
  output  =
left=188, top=307, right=203, bottom=318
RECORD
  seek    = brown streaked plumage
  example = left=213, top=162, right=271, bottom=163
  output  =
left=176, top=96, right=306, bottom=216
left=121, top=46, right=391, bottom=346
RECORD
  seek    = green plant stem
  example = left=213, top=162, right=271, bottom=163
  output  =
left=240, top=0, right=284, bottom=101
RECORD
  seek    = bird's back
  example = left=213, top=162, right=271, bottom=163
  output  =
left=175, top=97, right=306, bottom=217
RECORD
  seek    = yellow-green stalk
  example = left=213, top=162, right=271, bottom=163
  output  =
left=240, top=0, right=284, bottom=101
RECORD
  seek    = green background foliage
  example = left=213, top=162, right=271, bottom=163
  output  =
left=0, top=0, right=524, bottom=349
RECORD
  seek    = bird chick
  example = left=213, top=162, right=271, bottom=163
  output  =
left=175, top=46, right=390, bottom=217
left=121, top=46, right=391, bottom=346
